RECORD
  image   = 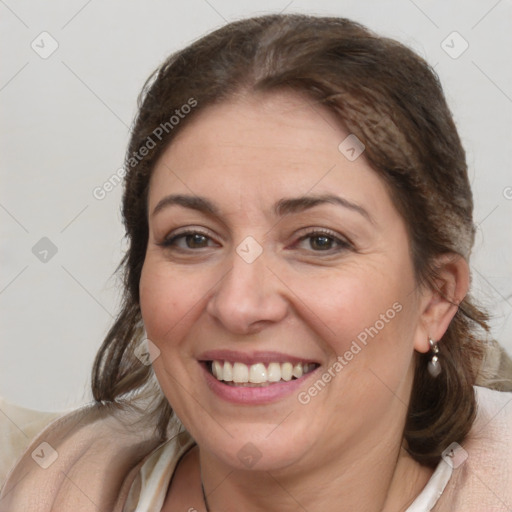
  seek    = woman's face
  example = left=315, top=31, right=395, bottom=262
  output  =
left=140, top=91, right=430, bottom=472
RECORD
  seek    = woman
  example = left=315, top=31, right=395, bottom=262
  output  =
left=1, top=13, right=511, bottom=512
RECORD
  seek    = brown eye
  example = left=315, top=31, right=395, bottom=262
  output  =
left=309, top=235, right=334, bottom=251
left=160, top=230, right=218, bottom=250
left=184, top=233, right=209, bottom=248
left=294, top=229, right=351, bottom=253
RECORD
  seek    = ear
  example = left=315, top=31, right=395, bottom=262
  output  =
left=413, top=253, right=470, bottom=354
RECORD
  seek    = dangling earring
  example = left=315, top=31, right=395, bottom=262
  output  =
left=427, top=338, right=441, bottom=377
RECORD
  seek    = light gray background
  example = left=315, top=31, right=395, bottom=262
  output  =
left=1, top=0, right=511, bottom=412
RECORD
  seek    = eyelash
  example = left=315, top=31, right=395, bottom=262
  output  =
left=294, top=228, right=351, bottom=253
left=159, top=228, right=352, bottom=254
left=159, top=228, right=216, bottom=250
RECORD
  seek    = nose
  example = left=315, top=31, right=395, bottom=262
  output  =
left=206, top=251, right=289, bottom=335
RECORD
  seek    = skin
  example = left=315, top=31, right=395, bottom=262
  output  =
left=139, top=91, right=469, bottom=512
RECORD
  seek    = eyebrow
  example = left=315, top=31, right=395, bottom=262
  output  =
left=274, top=194, right=373, bottom=223
left=152, top=193, right=373, bottom=223
left=152, top=194, right=219, bottom=217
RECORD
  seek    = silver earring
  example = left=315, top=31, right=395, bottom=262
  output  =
left=427, top=338, right=441, bottom=377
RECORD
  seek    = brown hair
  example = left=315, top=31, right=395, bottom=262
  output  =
left=92, top=14, right=507, bottom=467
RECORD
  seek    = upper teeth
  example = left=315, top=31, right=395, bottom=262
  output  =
left=211, top=361, right=314, bottom=384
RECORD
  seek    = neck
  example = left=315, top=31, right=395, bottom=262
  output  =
left=199, top=435, right=433, bottom=512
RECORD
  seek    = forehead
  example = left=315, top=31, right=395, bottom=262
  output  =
left=148, top=91, right=392, bottom=217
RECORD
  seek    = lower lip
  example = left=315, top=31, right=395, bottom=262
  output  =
left=201, top=363, right=319, bottom=405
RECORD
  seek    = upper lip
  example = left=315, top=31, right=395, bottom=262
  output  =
left=198, top=349, right=320, bottom=366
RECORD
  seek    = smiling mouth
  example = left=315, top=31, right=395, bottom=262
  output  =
left=205, top=360, right=319, bottom=387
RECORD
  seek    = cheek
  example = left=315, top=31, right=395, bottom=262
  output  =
left=287, top=263, right=419, bottom=378
left=139, top=258, right=209, bottom=346
left=288, top=268, right=402, bottom=341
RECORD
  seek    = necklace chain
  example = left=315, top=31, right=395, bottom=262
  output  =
left=200, top=462, right=211, bottom=512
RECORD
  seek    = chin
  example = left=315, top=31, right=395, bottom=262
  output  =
left=197, top=421, right=316, bottom=472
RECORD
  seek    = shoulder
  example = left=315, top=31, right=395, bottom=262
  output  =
left=469, top=385, right=512, bottom=460
left=0, top=397, right=166, bottom=511
left=473, top=385, right=512, bottom=426
left=437, top=386, right=512, bottom=511
left=0, top=397, right=64, bottom=490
